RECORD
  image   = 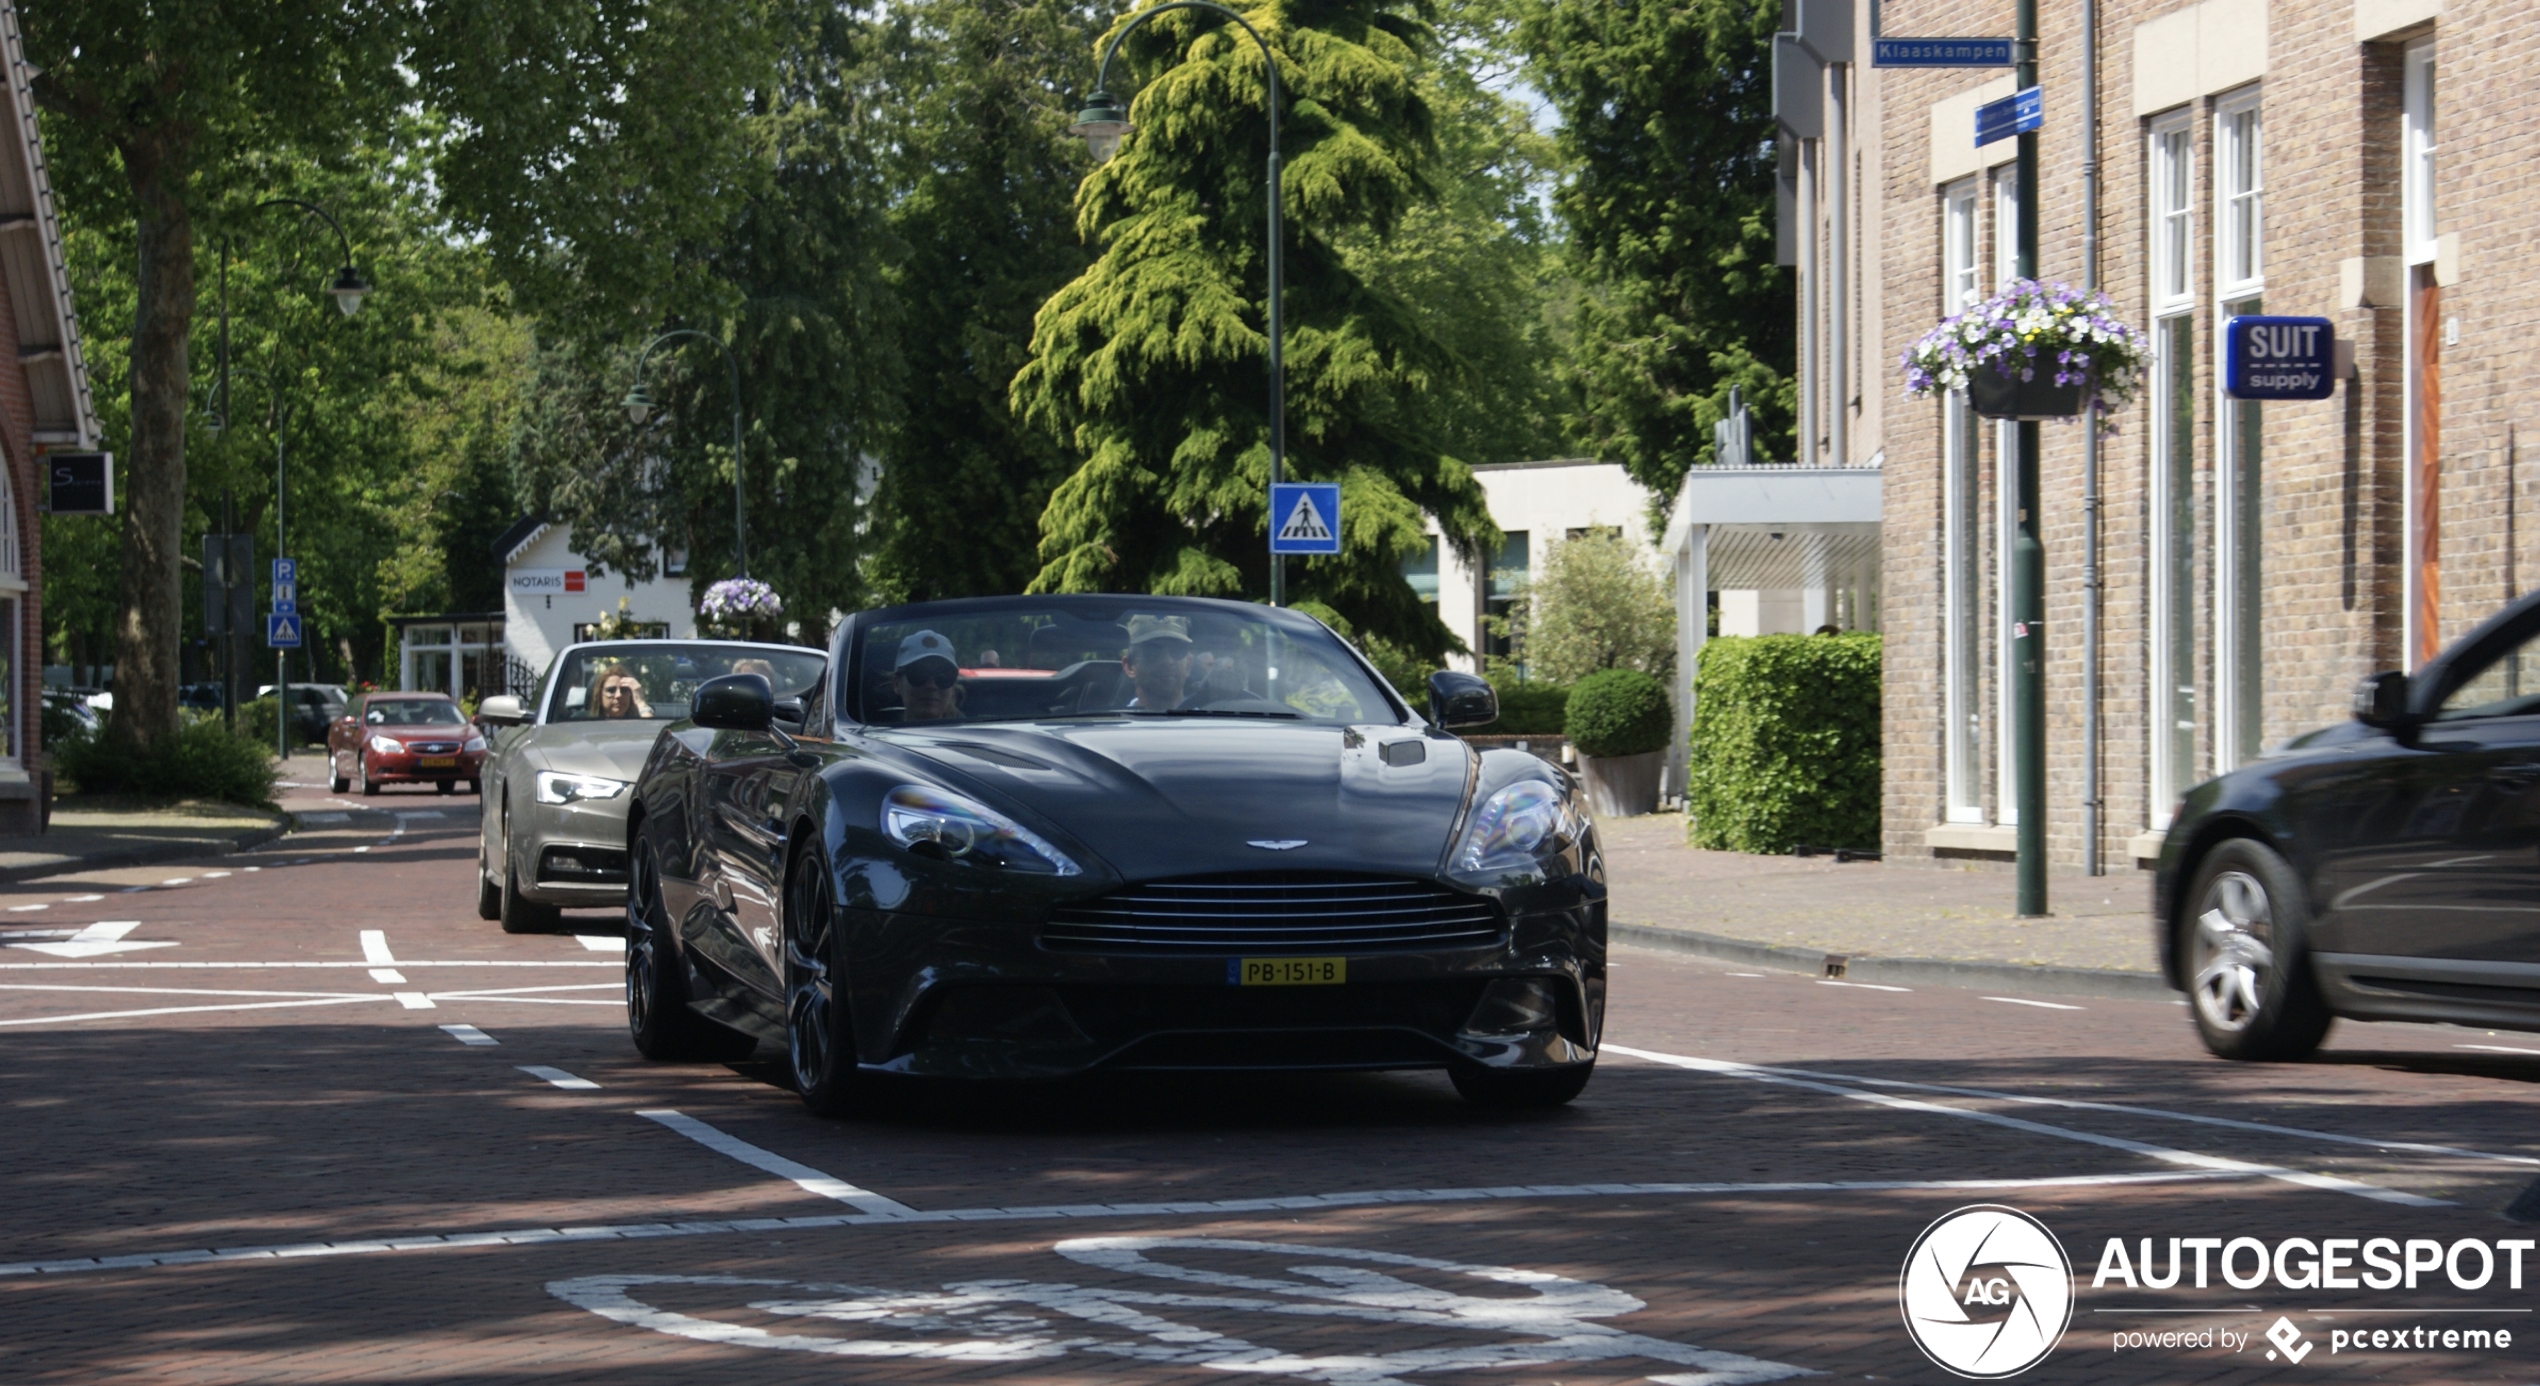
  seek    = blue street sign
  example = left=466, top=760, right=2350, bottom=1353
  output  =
left=1873, top=37, right=2012, bottom=67
left=1975, top=86, right=2043, bottom=146
left=2224, top=315, right=2337, bottom=401
left=1268, top=482, right=1342, bottom=556
left=266, top=611, right=304, bottom=649
left=272, top=557, right=297, bottom=587
left=272, top=580, right=297, bottom=610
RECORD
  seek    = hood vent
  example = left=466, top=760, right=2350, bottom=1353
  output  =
left=1043, top=872, right=1501, bottom=954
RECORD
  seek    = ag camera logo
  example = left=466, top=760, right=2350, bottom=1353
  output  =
left=1901, top=1204, right=2075, bottom=1378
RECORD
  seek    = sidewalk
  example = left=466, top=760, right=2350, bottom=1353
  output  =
left=0, top=797, right=289, bottom=882
left=1598, top=813, right=2169, bottom=999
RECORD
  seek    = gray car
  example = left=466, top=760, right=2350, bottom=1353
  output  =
left=473, top=639, right=828, bottom=932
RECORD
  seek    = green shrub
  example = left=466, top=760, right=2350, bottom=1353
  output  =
left=1484, top=677, right=1570, bottom=735
left=1564, top=667, right=1672, bottom=756
left=1686, top=634, right=1881, bottom=853
left=54, top=717, right=280, bottom=808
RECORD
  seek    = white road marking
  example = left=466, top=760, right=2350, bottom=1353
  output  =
left=551, top=1236, right=1813, bottom=1383
left=575, top=935, right=623, bottom=952
left=439, top=1024, right=498, bottom=1046
left=353, top=846, right=371, bottom=854
left=9, top=922, right=173, bottom=959
left=6, top=903, right=46, bottom=912
left=1605, top=1043, right=2448, bottom=1206
left=160, top=878, right=192, bottom=886
left=518, top=1065, right=600, bottom=1090
left=2458, top=1043, right=2540, bottom=1057
left=394, top=992, right=437, bottom=1010
left=0, top=959, right=617, bottom=971
left=62, top=894, right=103, bottom=902
left=0, top=1168, right=2244, bottom=1280
left=0, top=929, right=74, bottom=939
left=240, top=868, right=259, bottom=874
left=1817, top=978, right=1909, bottom=992
left=0, top=995, right=388, bottom=1027
left=359, top=930, right=396, bottom=965
left=1982, top=996, right=2084, bottom=1011
left=639, top=1109, right=921, bottom=1217
left=202, top=871, right=232, bottom=879
left=1722, top=971, right=1764, bottom=978
left=0, top=983, right=379, bottom=1000
left=369, top=969, right=408, bottom=984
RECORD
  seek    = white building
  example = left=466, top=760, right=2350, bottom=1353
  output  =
left=390, top=517, right=697, bottom=698
left=1417, top=459, right=1656, bottom=669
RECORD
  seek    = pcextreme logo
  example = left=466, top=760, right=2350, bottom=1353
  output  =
left=1900, top=1204, right=2076, bottom=1379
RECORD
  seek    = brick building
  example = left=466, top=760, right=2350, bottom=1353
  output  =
left=1787, top=0, right=2495, bottom=876
left=0, top=4, right=98, bottom=832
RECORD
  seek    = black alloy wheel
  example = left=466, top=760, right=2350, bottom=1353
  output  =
left=1449, top=1061, right=1595, bottom=1109
left=2182, top=838, right=2333, bottom=1062
left=784, top=849, right=864, bottom=1117
left=498, top=807, right=561, bottom=935
left=626, top=837, right=754, bottom=1062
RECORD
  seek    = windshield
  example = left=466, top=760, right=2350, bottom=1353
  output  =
left=847, top=598, right=1401, bottom=727
left=366, top=700, right=465, bottom=726
left=546, top=643, right=828, bottom=724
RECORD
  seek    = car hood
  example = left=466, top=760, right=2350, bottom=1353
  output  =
left=526, top=720, right=667, bottom=784
left=872, top=719, right=1475, bottom=881
left=371, top=723, right=473, bottom=739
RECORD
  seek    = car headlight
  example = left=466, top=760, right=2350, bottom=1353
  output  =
left=463, top=735, right=488, bottom=753
left=1450, top=779, right=1585, bottom=885
left=882, top=785, right=1080, bottom=876
left=535, top=770, right=629, bottom=805
left=367, top=735, right=404, bottom=754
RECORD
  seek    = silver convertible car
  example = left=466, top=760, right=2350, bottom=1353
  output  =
left=474, top=639, right=828, bottom=932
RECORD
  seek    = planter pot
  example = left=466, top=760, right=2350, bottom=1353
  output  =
left=1580, top=749, right=1664, bottom=817
left=1968, top=370, right=2085, bottom=421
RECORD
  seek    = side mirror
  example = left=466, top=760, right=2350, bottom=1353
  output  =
left=2353, top=670, right=2410, bottom=728
left=772, top=696, right=806, bottom=726
left=476, top=695, right=525, bottom=726
left=1427, top=670, right=1499, bottom=731
left=693, top=673, right=774, bottom=732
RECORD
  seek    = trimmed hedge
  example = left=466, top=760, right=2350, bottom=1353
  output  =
left=1686, top=634, right=1881, bottom=853
left=1564, top=668, right=1672, bottom=757
left=54, top=716, right=280, bottom=809
left=1484, top=678, right=1570, bottom=735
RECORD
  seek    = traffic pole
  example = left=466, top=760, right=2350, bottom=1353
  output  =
left=2013, top=0, right=2047, bottom=917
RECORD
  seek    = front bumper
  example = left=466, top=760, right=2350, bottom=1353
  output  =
left=515, top=795, right=634, bottom=904
left=817, top=889, right=1606, bottom=1080
left=366, top=750, right=487, bottom=783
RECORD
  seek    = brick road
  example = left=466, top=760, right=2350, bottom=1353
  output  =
left=2, top=782, right=2536, bottom=1383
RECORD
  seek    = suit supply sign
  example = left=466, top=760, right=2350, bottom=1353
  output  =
left=2225, top=315, right=2338, bottom=401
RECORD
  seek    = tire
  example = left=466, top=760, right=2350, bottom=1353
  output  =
left=467, top=779, right=482, bottom=797
left=436, top=780, right=455, bottom=795
left=499, top=827, right=561, bottom=935
left=360, top=753, right=380, bottom=797
left=329, top=759, right=349, bottom=795
left=475, top=834, right=502, bottom=922
left=626, top=837, right=756, bottom=1062
left=1450, top=1062, right=1595, bottom=1109
left=2180, top=838, right=2334, bottom=1062
left=784, top=849, right=867, bottom=1117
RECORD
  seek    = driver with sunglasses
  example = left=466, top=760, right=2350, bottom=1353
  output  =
left=890, top=630, right=964, bottom=723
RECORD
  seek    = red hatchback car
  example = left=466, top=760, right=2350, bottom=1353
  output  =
left=328, top=692, right=488, bottom=796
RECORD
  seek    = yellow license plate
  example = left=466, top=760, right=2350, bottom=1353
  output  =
left=1231, top=957, right=1346, bottom=986
left=419, top=756, right=458, bottom=768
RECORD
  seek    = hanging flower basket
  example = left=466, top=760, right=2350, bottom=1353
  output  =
left=1902, top=278, right=2145, bottom=425
left=698, top=577, right=785, bottom=641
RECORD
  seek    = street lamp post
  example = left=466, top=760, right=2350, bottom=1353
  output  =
left=207, top=198, right=370, bottom=761
left=623, top=331, right=749, bottom=578
left=1066, top=1, right=1288, bottom=606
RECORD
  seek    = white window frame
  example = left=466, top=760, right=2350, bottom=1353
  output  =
left=2403, top=42, right=2438, bottom=266
left=2150, top=113, right=2195, bottom=314
left=1941, top=179, right=1983, bottom=822
left=1989, top=166, right=2021, bottom=823
left=2215, top=88, right=2263, bottom=301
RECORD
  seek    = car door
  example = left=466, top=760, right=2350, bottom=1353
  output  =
left=686, top=725, right=792, bottom=998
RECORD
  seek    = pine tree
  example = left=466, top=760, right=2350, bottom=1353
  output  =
left=1011, top=0, right=1495, bottom=656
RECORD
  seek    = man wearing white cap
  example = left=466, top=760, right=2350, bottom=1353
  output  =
left=892, top=630, right=963, bottom=723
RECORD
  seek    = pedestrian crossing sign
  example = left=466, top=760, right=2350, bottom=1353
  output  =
left=266, top=612, right=303, bottom=648
left=1269, top=482, right=1341, bottom=555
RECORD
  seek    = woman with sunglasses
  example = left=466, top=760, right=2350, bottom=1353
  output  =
left=890, top=630, right=963, bottom=723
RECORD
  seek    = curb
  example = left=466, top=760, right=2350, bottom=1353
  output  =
left=0, top=818, right=291, bottom=884
left=1610, top=921, right=2176, bottom=1002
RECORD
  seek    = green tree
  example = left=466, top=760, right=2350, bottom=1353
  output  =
left=1513, top=529, right=1675, bottom=684
left=1011, top=0, right=1496, bottom=657
left=864, top=0, right=1107, bottom=604
left=1522, top=0, right=1793, bottom=497
left=28, top=0, right=778, bottom=747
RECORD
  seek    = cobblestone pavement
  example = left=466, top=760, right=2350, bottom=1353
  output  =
left=1601, top=815, right=2158, bottom=972
left=3, top=782, right=2537, bottom=1383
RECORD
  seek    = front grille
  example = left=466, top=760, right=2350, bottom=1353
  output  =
left=1042, top=873, right=1502, bottom=954
left=411, top=741, right=460, bottom=754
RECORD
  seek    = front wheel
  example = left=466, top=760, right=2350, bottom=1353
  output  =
left=329, top=756, right=349, bottom=795
left=627, top=838, right=755, bottom=1062
left=499, top=825, right=561, bottom=935
left=785, top=850, right=867, bottom=1118
left=2182, top=838, right=2333, bottom=1062
left=1449, top=1062, right=1594, bottom=1109
left=360, top=753, right=380, bottom=796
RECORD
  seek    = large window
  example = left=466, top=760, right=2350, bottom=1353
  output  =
left=2147, top=111, right=2196, bottom=821
left=1942, top=179, right=1983, bottom=823
left=2214, top=89, right=2264, bottom=769
left=1484, top=531, right=1528, bottom=665
left=2216, top=93, right=2263, bottom=298
left=1991, top=164, right=2022, bottom=824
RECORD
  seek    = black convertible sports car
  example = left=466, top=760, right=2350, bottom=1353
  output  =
left=2156, top=587, right=2540, bottom=1061
left=622, top=594, right=1606, bottom=1111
